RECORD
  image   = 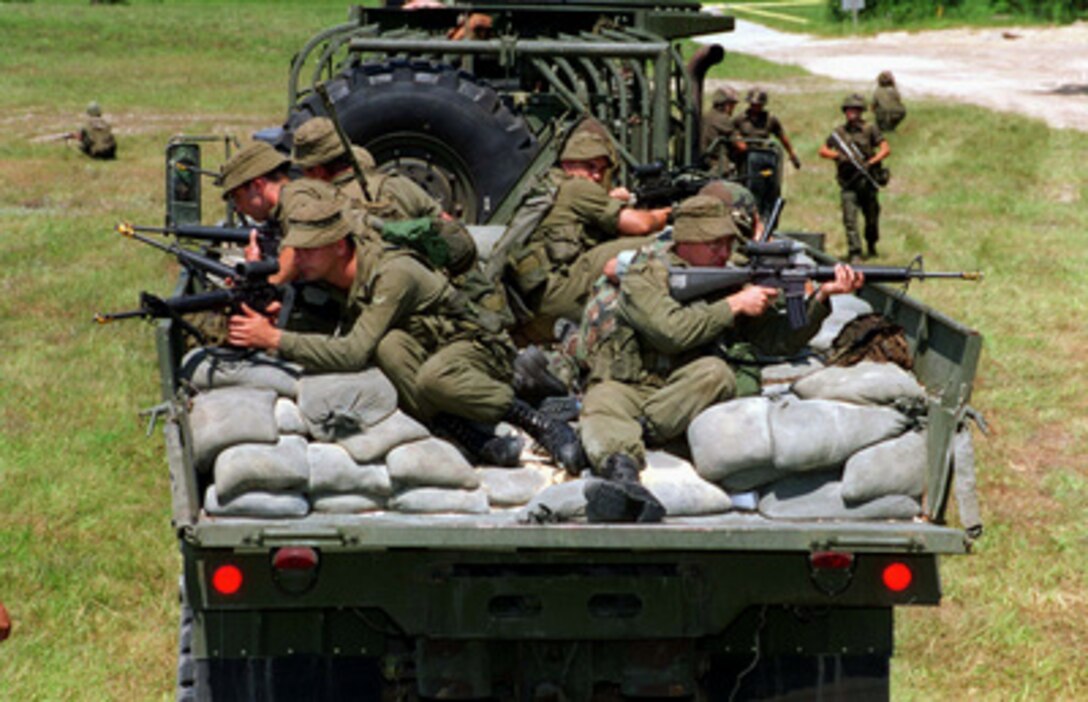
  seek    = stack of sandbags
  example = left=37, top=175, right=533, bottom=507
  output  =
left=181, top=348, right=303, bottom=398
left=386, top=438, right=489, bottom=514
left=639, top=451, right=731, bottom=517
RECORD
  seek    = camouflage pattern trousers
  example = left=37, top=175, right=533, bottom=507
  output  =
left=579, top=356, right=736, bottom=472
left=840, top=182, right=880, bottom=257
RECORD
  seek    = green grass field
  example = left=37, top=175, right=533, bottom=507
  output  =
left=1, top=2, right=1086, bottom=700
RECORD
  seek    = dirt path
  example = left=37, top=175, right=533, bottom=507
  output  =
left=698, top=19, right=1088, bottom=131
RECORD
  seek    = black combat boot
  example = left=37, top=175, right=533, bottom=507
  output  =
left=866, top=240, right=879, bottom=259
left=432, top=413, right=524, bottom=467
left=503, top=399, right=586, bottom=475
left=584, top=453, right=666, bottom=524
left=512, top=345, right=570, bottom=405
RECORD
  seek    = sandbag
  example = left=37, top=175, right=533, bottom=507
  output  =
left=759, top=357, right=825, bottom=390
left=390, top=487, right=490, bottom=514
left=189, top=387, right=279, bottom=472
left=275, top=398, right=308, bottom=435
left=478, top=467, right=551, bottom=507
left=770, top=397, right=911, bottom=472
left=214, top=435, right=309, bottom=502
left=641, top=451, right=731, bottom=516
left=312, top=494, right=385, bottom=514
left=181, top=348, right=303, bottom=398
left=791, top=361, right=925, bottom=406
left=689, top=397, right=774, bottom=483
left=841, top=430, right=927, bottom=504
left=338, top=410, right=430, bottom=464
left=808, top=294, right=873, bottom=351
left=297, top=369, right=398, bottom=442
left=519, top=479, right=590, bottom=523
left=386, top=438, right=481, bottom=490
left=204, top=486, right=310, bottom=518
left=307, top=443, right=392, bottom=497
left=758, top=472, right=921, bottom=520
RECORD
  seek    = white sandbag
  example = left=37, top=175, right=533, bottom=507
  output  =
left=760, top=357, right=825, bottom=389
left=719, top=466, right=791, bottom=493
left=688, top=397, right=774, bottom=483
left=641, top=452, right=731, bottom=516
left=312, top=494, right=385, bottom=514
left=386, top=438, right=481, bottom=490
left=808, top=294, right=873, bottom=351
left=841, top=430, right=927, bottom=504
left=769, top=397, right=910, bottom=472
left=307, top=443, right=392, bottom=497
left=204, top=486, right=310, bottom=518
left=189, top=387, right=279, bottom=472
left=338, top=410, right=430, bottom=464
left=519, top=479, right=590, bottom=523
left=478, top=467, right=551, bottom=507
left=181, top=348, right=303, bottom=398
left=297, top=369, right=398, bottom=441
left=275, top=398, right=308, bottom=435
left=759, top=472, right=921, bottom=520
left=791, top=361, right=926, bottom=406
left=214, top=435, right=310, bottom=503
left=390, top=487, right=490, bottom=514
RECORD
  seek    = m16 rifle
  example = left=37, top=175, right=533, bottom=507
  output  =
left=668, top=240, right=982, bottom=329
left=829, top=130, right=883, bottom=190
left=116, top=221, right=281, bottom=258
left=94, top=225, right=284, bottom=343
left=630, top=162, right=710, bottom=209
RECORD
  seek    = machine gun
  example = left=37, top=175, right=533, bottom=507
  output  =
left=630, top=162, right=710, bottom=209
left=94, top=225, right=284, bottom=342
left=668, top=240, right=982, bottom=329
left=116, top=221, right=281, bottom=258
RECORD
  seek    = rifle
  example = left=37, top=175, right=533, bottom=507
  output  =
left=829, top=130, right=882, bottom=190
left=116, top=221, right=281, bottom=258
left=631, top=162, right=710, bottom=209
left=315, top=81, right=374, bottom=203
left=668, top=240, right=982, bottom=329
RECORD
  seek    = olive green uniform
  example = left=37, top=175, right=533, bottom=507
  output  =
left=732, top=110, right=785, bottom=143
left=700, top=110, right=736, bottom=176
left=827, top=120, right=886, bottom=259
left=278, top=237, right=515, bottom=423
left=79, top=116, right=116, bottom=159
left=871, top=85, right=906, bottom=133
left=579, top=247, right=831, bottom=470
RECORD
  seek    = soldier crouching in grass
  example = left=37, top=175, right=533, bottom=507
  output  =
left=577, top=195, right=865, bottom=523
left=227, top=187, right=586, bottom=473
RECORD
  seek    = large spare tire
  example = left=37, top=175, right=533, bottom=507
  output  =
left=289, top=60, right=540, bottom=223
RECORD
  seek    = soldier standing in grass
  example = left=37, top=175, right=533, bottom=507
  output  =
left=700, top=86, right=740, bottom=176
left=819, top=93, right=890, bottom=262
left=732, top=88, right=802, bottom=171
left=74, top=101, right=116, bottom=160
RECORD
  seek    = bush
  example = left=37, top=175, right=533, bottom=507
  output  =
left=826, top=0, right=1088, bottom=23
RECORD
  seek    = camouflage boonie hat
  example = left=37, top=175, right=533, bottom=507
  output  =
left=218, top=141, right=290, bottom=199
left=86, top=101, right=102, bottom=117
left=746, top=88, right=768, bottom=105
left=711, top=87, right=738, bottom=105
left=673, top=195, right=738, bottom=243
left=560, top=130, right=613, bottom=163
left=842, top=93, right=867, bottom=111
left=280, top=177, right=341, bottom=219
left=282, top=186, right=353, bottom=249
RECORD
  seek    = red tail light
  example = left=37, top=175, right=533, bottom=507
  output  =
left=212, top=564, right=243, bottom=595
left=810, top=551, right=855, bottom=570
left=882, top=562, right=913, bottom=592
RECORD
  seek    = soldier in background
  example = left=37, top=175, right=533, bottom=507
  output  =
left=74, top=101, right=116, bottom=160
left=732, top=88, right=802, bottom=171
left=871, top=71, right=907, bottom=133
left=818, top=93, right=890, bottom=262
left=700, top=86, right=739, bottom=176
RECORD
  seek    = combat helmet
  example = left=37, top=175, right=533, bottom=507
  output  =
left=877, top=70, right=896, bottom=87
left=711, top=87, right=738, bottom=106
left=746, top=88, right=768, bottom=106
left=86, top=101, right=102, bottom=117
left=841, top=93, right=867, bottom=111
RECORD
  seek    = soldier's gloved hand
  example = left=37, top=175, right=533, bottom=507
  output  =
left=790, top=154, right=802, bottom=169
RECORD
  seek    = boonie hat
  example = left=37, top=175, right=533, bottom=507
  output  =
left=293, top=117, right=348, bottom=169
left=560, top=130, right=613, bottom=163
left=282, top=188, right=353, bottom=249
left=672, top=195, right=738, bottom=243
left=218, top=141, right=290, bottom=198
left=842, top=93, right=867, bottom=111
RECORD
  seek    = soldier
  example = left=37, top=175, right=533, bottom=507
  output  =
left=871, top=71, right=907, bottom=133
left=506, top=126, right=671, bottom=339
left=577, top=195, right=864, bottom=522
left=226, top=188, right=585, bottom=473
left=700, top=86, right=739, bottom=176
left=75, top=101, right=116, bottom=160
left=732, top=88, right=802, bottom=171
left=818, top=93, right=891, bottom=261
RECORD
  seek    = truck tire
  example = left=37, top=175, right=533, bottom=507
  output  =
left=290, top=60, right=540, bottom=223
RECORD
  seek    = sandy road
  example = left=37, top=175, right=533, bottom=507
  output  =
left=698, top=17, right=1088, bottom=131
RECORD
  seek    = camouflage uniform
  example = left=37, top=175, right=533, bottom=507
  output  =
left=79, top=101, right=116, bottom=160
left=871, top=71, right=906, bottom=133
left=577, top=196, right=831, bottom=471
left=700, top=87, right=739, bottom=176
left=827, top=109, right=886, bottom=260
left=275, top=201, right=516, bottom=424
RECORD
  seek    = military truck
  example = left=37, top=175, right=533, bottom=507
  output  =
left=147, top=2, right=984, bottom=700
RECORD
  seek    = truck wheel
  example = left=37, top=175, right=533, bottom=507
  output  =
left=290, top=60, right=540, bottom=223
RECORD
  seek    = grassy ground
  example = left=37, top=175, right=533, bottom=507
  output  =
left=1, top=2, right=1086, bottom=700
